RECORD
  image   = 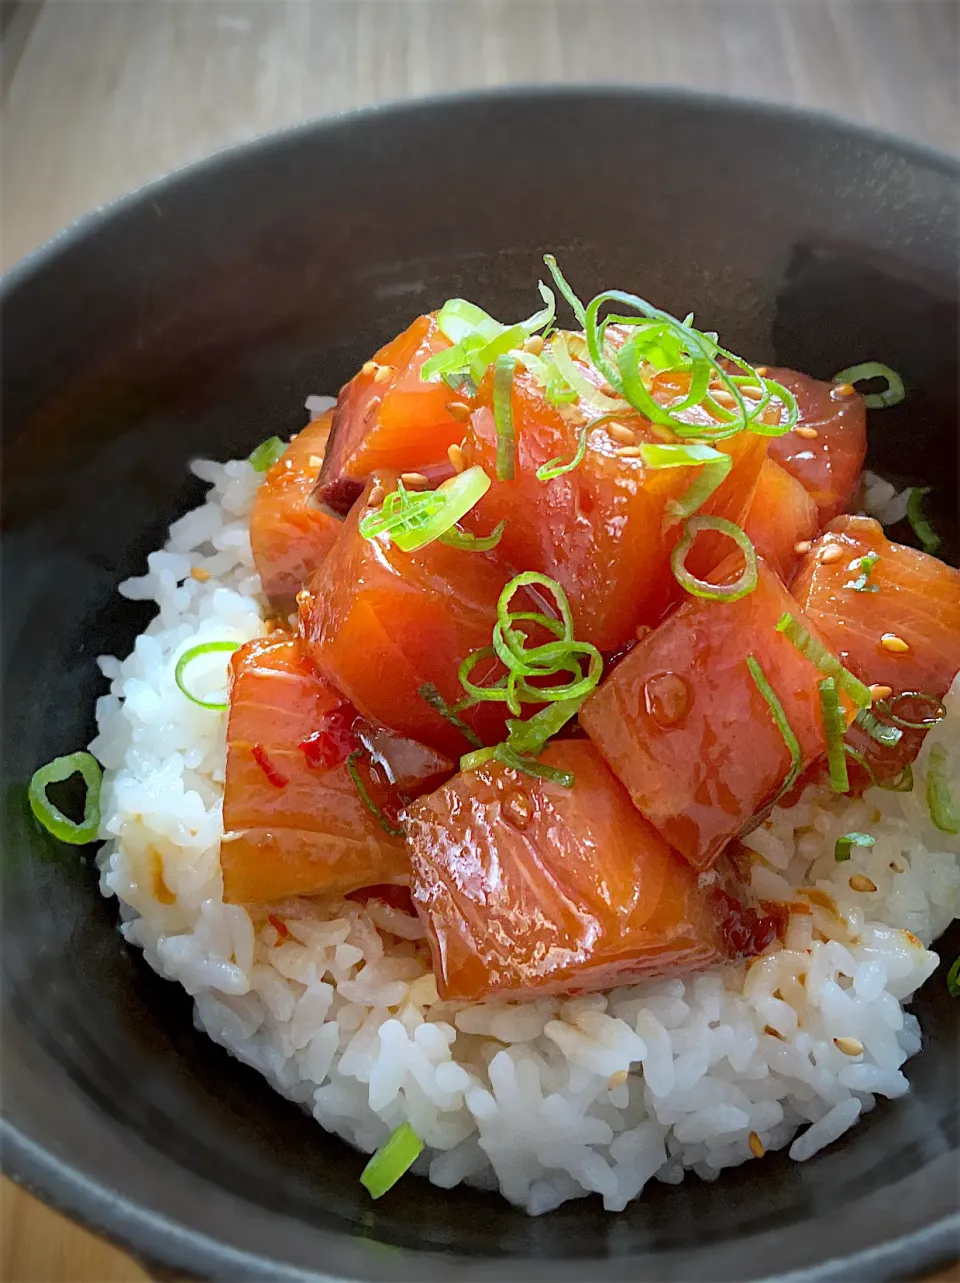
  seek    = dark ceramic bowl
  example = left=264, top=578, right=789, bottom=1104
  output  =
left=2, top=88, right=958, bottom=1282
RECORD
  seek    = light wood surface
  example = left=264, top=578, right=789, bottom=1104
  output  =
left=1, top=1, right=958, bottom=1279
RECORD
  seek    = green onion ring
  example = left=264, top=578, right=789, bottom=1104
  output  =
left=854, top=707, right=904, bottom=748
left=947, top=955, right=960, bottom=998
left=835, top=832, right=875, bottom=862
left=925, top=743, right=959, bottom=835
left=640, top=443, right=733, bottom=529
left=670, top=516, right=758, bottom=603
left=360, top=1123, right=423, bottom=1199
left=746, top=655, right=803, bottom=804
left=905, top=486, right=941, bottom=556
left=819, top=677, right=850, bottom=793
left=248, top=436, right=287, bottom=472
left=28, top=751, right=103, bottom=845
left=174, top=641, right=241, bottom=711
left=873, top=692, right=947, bottom=731
left=438, top=520, right=506, bottom=552
left=843, top=744, right=915, bottom=793
left=832, top=362, right=905, bottom=409
left=503, top=696, right=585, bottom=758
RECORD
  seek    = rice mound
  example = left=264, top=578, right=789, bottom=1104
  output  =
left=90, top=437, right=960, bottom=1215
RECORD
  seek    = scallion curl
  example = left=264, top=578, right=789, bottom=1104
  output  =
left=543, top=254, right=587, bottom=327
left=581, top=286, right=798, bottom=441
left=28, top=751, right=103, bottom=845
left=457, top=573, right=603, bottom=721
left=670, top=516, right=758, bottom=602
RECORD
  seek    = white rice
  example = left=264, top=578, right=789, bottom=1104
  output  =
left=90, top=433, right=960, bottom=1215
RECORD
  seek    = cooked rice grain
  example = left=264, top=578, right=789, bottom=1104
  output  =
left=91, top=451, right=960, bottom=1215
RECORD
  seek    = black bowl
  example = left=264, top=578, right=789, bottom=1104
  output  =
left=2, top=87, right=958, bottom=1282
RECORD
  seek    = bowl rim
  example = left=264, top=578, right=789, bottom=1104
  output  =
left=2, top=82, right=958, bottom=1283
left=2, top=80, right=957, bottom=294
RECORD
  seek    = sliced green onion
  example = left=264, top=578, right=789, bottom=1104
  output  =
left=946, top=955, right=960, bottom=998
left=359, top=467, right=491, bottom=553
left=460, top=746, right=498, bottom=772
left=844, top=744, right=915, bottom=793
left=854, top=707, right=904, bottom=748
left=347, top=750, right=405, bottom=837
left=493, top=355, right=518, bottom=481
left=581, top=288, right=797, bottom=441
left=438, top=520, right=506, bottom=552
left=503, top=696, right=585, bottom=758
left=832, top=362, right=905, bottom=409
left=775, top=613, right=872, bottom=710
left=639, top=443, right=733, bottom=528
left=874, top=692, right=947, bottom=731
left=670, top=516, right=758, bottom=602
left=459, top=740, right=575, bottom=788
left=548, top=333, right=627, bottom=413
left=819, top=677, right=850, bottom=793
left=536, top=421, right=589, bottom=482
left=248, top=436, right=287, bottom=472
left=925, top=743, right=959, bottom=834
left=435, top=298, right=503, bottom=346
left=360, top=1123, right=423, bottom=1199
left=174, top=640, right=240, bottom=712
left=746, top=655, right=802, bottom=804
left=844, top=551, right=880, bottom=593
left=543, top=254, right=587, bottom=327
left=905, top=486, right=941, bottom=555
left=418, top=683, right=482, bottom=748
left=835, top=832, right=875, bottom=862
left=458, top=573, right=603, bottom=719
left=534, top=412, right=624, bottom=482
left=494, top=742, right=574, bottom=787
left=28, top=752, right=102, bottom=845
left=422, top=287, right=556, bottom=389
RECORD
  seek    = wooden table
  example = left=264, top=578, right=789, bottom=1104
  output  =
left=1, top=1, right=957, bottom=1278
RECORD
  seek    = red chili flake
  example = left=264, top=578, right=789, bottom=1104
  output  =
left=251, top=743, right=288, bottom=788
left=714, top=888, right=782, bottom=959
left=298, top=705, right=358, bottom=769
left=267, top=913, right=290, bottom=943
